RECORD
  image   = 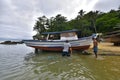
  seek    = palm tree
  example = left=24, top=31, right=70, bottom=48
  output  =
left=78, top=9, right=86, bottom=18
left=76, top=9, right=86, bottom=20
left=118, top=6, right=120, bottom=18
left=86, top=10, right=100, bottom=33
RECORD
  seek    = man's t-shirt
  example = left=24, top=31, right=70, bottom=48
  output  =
left=63, top=43, right=71, bottom=52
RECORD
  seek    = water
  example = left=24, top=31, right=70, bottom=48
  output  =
left=0, top=44, right=120, bottom=80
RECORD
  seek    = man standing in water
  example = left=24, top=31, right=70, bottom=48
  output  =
left=93, top=38, right=98, bottom=58
left=62, top=40, right=72, bottom=57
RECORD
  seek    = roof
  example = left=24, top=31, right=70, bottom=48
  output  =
left=42, top=29, right=79, bottom=34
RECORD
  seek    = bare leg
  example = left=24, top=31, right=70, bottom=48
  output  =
left=94, top=52, right=97, bottom=58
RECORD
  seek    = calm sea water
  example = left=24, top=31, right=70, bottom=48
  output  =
left=0, top=44, right=120, bottom=80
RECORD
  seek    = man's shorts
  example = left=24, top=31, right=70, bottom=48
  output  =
left=93, top=46, right=98, bottom=53
left=62, top=52, right=70, bottom=56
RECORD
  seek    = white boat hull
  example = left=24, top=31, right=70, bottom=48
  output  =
left=23, top=37, right=92, bottom=51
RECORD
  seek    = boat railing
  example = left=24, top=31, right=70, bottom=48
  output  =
left=78, top=36, right=92, bottom=40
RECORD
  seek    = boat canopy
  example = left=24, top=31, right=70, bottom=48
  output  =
left=42, top=29, right=79, bottom=35
left=42, top=29, right=79, bottom=40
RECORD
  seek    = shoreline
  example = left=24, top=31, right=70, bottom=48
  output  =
left=88, top=42, right=120, bottom=54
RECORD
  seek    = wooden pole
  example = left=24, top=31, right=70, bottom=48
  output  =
left=35, top=48, right=38, bottom=53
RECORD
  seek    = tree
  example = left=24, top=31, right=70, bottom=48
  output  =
left=96, top=9, right=120, bottom=33
left=85, top=11, right=100, bottom=33
left=118, top=6, right=120, bottom=18
left=76, top=9, right=85, bottom=19
left=48, top=14, right=67, bottom=32
left=33, top=8, right=120, bottom=38
left=33, top=16, right=48, bottom=34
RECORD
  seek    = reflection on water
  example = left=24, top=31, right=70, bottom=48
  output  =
left=0, top=44, right=120, bottom=80
left=24, top=52, right=95, bottom=80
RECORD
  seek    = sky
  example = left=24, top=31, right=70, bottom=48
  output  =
left=0, top=0, right=120, bottom=40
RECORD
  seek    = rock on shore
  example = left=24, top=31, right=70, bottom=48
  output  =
left=0, top=40, right=23, bottom=44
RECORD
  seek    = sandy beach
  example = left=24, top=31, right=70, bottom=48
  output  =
left=89, top=42, right=120, bottom=54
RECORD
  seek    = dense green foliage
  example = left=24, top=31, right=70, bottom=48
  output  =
left=33, top=8, right=120, bottom=38
left=96, top=10, right=120, bottom=33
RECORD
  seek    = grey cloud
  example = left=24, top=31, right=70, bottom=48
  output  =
left=0, top=0, right=35, bottom=39
left=11, top=0, right=35, bottom=14
left=35, top=0, right=70, bottom=15
left=93, top=0, right=120, bottom=12
left=0, top=24, right=32, bottom=39
left=0, top=0, right=9, bottom=15
left=35, top=0, right=86, bottom=16
left=0, top=0, right=120, bottom=39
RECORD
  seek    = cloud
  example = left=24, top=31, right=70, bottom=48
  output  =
left=93, top=0, right=120, bottom=12
left=0, top=0, right=120, bottom=39
left=35, top=0, right=99, bottom=19
left=0, top=0, right=36, bottom=39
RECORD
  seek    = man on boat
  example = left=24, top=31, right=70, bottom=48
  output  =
left=62, top=40, right=72, bottom=57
